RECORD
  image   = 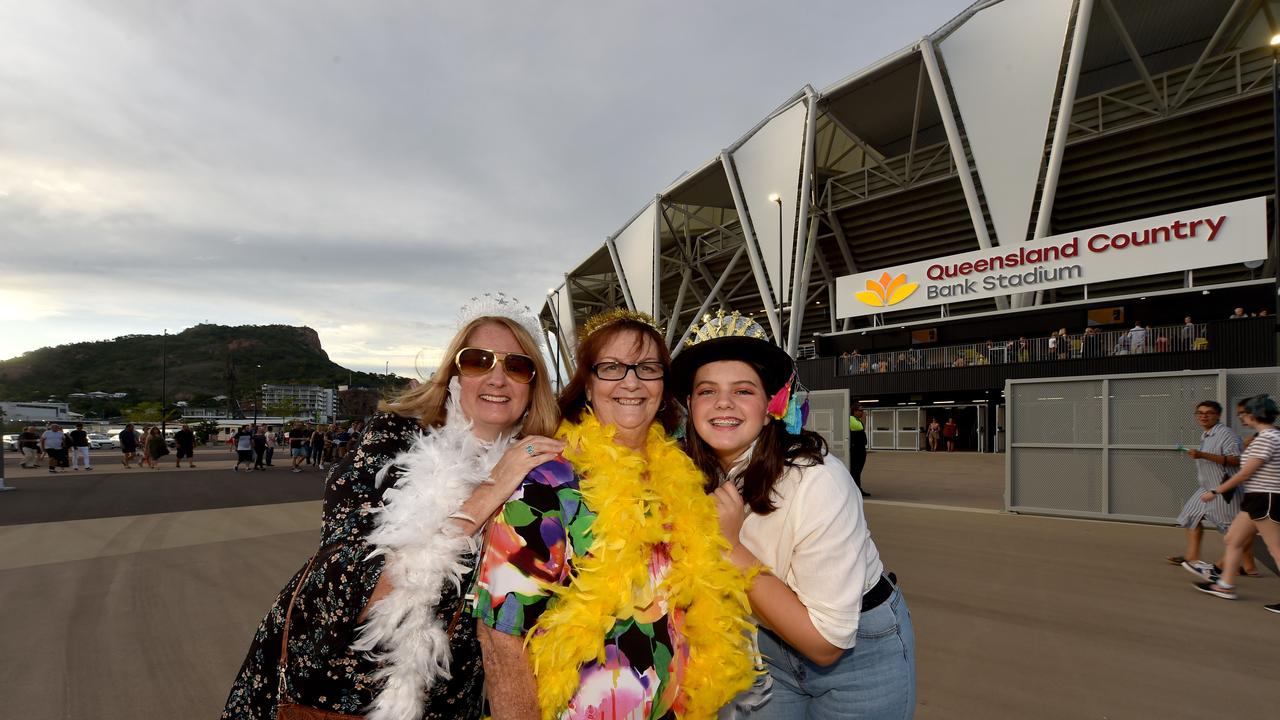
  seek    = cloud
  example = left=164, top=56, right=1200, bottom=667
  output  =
left=2, top=0, right=971, bottom=372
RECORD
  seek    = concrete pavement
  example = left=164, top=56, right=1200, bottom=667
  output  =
left=1, top=449, right=1276, bottom=719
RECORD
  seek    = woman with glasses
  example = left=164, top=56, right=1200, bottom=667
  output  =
left=475, top=309, right=755, bottom=720
left=1192, top=394, right=1280, bottom=613
left=671, top=311, right=915, bottom=719
left=223, top=294, right=562, bottom=720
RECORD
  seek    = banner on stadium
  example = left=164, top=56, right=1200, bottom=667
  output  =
left=835, top=197, right=1269, bottom=319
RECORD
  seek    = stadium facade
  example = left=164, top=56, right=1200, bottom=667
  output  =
left=540, top=0, right=1280, bottom=453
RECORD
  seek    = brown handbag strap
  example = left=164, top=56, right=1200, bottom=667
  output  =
left=277, top=544, right=342, bottom=704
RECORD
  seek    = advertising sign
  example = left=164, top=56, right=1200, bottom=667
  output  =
left=835, top=197, right=1268, bottom=319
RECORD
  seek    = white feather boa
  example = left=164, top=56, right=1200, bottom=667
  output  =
left=352, top=382, right=516, bottom=720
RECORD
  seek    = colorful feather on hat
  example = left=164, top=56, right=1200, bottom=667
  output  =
left=767, top=376, right=793, bottom=419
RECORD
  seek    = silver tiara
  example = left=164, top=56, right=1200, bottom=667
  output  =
left=457, top=292, right=546, bottom=351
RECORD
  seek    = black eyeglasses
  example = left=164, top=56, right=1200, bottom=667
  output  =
left=454, top=347, right=536, bottom=384
left=591, top=361, right=665, bottom=381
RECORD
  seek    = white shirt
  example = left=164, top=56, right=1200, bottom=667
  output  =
left=730, top=451, right=883, bottom=649
left=40, top=430, right=65, bottom=449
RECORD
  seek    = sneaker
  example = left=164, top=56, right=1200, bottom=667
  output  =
left=1194, top=581, right=1238, bottom=600
left=49, top=469, right=56, bottom=473
left=1264, top=603, right=1280, bottom=614
left=291, top=468, right=302, bottom=473
left=85, top=467, right=92, bottom=471
left=1181, top=560, right=1214, bottom=579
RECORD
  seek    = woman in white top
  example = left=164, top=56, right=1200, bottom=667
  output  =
left=1194, top=394, right=1280, bottom=613
left=671, top=314, right=916, bottom=719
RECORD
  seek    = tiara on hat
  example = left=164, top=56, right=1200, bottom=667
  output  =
left=685, top=309, right=768, bottom=347
left=686, top=309, right=809, bottom=433
left=580, top=308, right=663, bottom=341
left=457, top=292, right=545, bottom=351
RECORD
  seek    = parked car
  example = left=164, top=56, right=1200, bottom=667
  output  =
left=2, top=434, right=18, bottom=452
left=87, top=433, right=120, bottom=450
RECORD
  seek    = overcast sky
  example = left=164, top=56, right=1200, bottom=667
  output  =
left=3, top=0, right=971, bottom=377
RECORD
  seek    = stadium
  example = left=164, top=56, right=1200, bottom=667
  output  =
left=540, top=0, right=1280, bottom=483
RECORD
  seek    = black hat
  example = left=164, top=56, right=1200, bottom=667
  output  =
left=670, top=312, right=794, bottom=398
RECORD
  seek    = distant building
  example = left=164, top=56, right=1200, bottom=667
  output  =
left=260, top=384, right=336, bottom=423
left=0, top=401, right=80, bottom=422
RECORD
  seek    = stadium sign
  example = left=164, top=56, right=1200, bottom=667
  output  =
left=835, top=197, right=1268, bottom=319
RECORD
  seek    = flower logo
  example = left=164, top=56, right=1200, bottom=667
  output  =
left=855, top=272, right=918, bottom=307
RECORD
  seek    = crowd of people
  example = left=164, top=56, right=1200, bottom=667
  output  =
left=220, top=299, right=914, bottom=720
left=224, top=420, right=366, bottom=473
left=837, top=316, right=1215, bottom=375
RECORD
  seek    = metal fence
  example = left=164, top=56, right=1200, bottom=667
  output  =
left=1006, top=367, right=1280, bottom=522
left=836, top=322, right=1208, bottom=375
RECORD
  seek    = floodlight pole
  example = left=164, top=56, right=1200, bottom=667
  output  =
left=772, top=194, right=784, bottom=348
left=1272, top=40, right=1280, bottom=353
left=253, top=364, right=260, bottom=427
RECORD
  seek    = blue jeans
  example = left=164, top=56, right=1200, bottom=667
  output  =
left=745, top=586, right=916, bottom=719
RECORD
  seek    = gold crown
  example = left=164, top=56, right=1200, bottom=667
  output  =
left=580, top=308, right=663, bottom=341
left=685, top=309, right=767, bottom=347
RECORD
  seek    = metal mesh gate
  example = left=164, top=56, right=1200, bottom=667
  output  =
left=1004, top=369, right=1275, bottom=522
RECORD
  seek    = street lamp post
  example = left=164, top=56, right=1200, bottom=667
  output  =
left=769, top=192, right=784, bottom=347
left=257, top=363, right=264, bottom=425
left=161, top=329, right=168, bottom=435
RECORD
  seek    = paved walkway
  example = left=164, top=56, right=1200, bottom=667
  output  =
left=1, top=451, right=1276, bottom=719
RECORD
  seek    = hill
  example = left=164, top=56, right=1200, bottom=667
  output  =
left=0, top=324, right=399, bottom=413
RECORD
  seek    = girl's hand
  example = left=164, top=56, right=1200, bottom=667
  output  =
left=713, top=480, right=748, bottom=544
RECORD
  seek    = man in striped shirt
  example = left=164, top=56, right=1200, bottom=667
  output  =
left=1169, top=401, right=1256, bottom=577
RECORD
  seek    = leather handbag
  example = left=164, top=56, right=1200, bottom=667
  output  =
left=276, top=545, right=363, bottom=720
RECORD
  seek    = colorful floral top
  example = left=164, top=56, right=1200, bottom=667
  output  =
left=473, top=457, right=689, bottom=720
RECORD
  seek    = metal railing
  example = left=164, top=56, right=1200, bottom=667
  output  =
left=835, top=322, right=1210, bottom=376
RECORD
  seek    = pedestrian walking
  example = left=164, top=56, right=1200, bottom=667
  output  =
left=39, top=423, right=68, bottom=473
left=252, top=425, right=268, bottom=470
left=18, top=426, right=40, bottom=468
left=288, top=422, right=308, bottom=472
left=174, top=423, right=197, bottom=468
left=943, top=417, right=958, bottom=452
left=1167, top=402, right=1257, bottom=576
left=927, top=417, right=941, bottom=452
left=1192, top=395, right=1280, bottom=612
left=68, top=422, right=92, bottom=471
left=309, top=424, right=325, bottom=468
left=233, top=425, right=254, bottom=472
left=145, top=427, right=169, bottom=469
left=119, top=424, right=138, bottom=467
left=850, top=403, right=869, bottom=497
left=263, top=425, right=276, bottom=466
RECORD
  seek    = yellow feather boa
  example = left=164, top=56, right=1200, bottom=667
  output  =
left=525, top=412, right=757, bottom=719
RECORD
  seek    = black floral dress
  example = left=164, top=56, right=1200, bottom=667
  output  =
left=221, top=413, right=484, bottom=719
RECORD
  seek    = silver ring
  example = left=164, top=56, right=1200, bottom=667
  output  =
left=525, top=444, right=535, bottom=456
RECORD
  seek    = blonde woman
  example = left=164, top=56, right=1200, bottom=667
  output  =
left=223, top=295, right=562, bottom=720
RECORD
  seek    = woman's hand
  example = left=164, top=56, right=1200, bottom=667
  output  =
left=1200, top=490, right=1216, bottom=503
left=453, top=435, right=565, bottom=534
left=713, top=480, right=748, bottom=545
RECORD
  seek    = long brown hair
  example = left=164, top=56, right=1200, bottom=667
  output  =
left=381, top=316, right=559, bottom=438
left=683, top=362, right=826, bottom=514
left=559, top=319, right=682, bottom=434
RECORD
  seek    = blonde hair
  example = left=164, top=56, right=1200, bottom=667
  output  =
left=381, top=316, right=558, bottom=437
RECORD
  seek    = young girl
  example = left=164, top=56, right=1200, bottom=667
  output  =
left=671, top=313, right=916, bottom=718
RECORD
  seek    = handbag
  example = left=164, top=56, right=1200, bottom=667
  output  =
left=276, top=545, right=363, bottom=720
left=274, top=545, right=469, bottom=720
